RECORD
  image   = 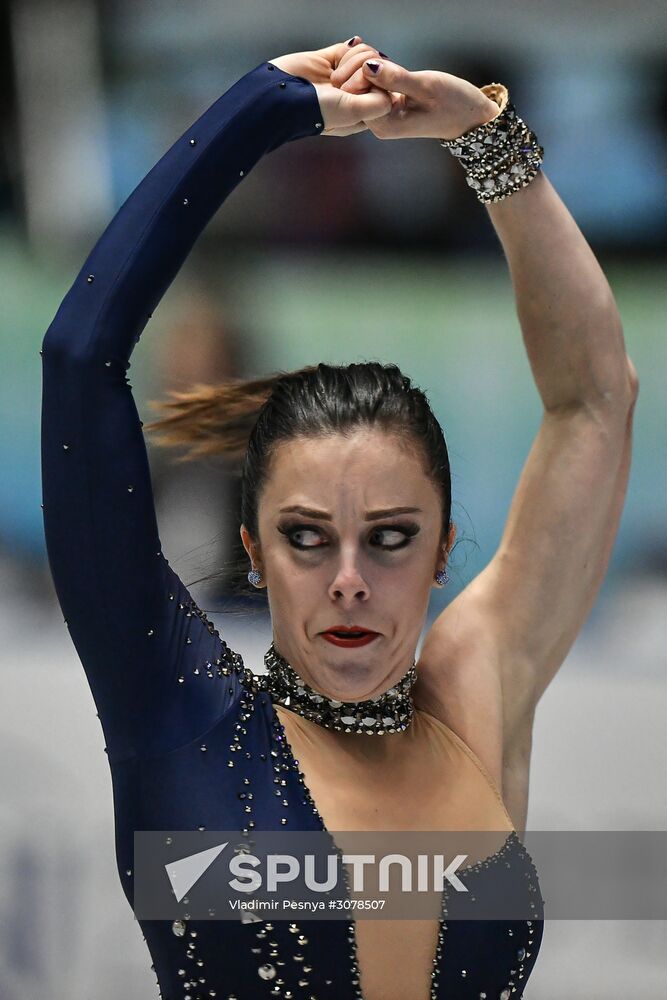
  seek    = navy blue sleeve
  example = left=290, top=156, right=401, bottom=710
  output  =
left=40, top=62, right=323, bottom=763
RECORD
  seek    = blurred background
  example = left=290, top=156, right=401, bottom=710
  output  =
left=1, top=1, right=666, bottom=997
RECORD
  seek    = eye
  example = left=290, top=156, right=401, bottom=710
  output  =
left=369, top=524, right=419, bottom=550
left=278, top=524, right=326, bottom=549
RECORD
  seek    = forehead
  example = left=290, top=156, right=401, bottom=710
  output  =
left=260, top=429, right=437, bottom=512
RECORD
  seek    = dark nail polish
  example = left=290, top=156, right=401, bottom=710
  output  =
left=347, top=36, right=357, bottom=46
left=366, top=60, right=381, bottom=74
left=379, top=51, right=389, bottom=59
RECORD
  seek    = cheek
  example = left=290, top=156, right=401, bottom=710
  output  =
left=265, top=546, right=321, bottom=607
left=386, top=565, right=432, bottom=608
left=382, top=556, right=435, bottom=620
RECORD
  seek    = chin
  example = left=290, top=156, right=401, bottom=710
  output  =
left=318, top=651, right=379, bottom=690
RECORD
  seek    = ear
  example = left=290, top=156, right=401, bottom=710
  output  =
left=240, top=523, right=262, bottom=568
left=435, top=522, right=457, bottom=576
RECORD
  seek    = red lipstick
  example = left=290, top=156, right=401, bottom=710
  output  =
left=321, top=625, right=380, bottom=648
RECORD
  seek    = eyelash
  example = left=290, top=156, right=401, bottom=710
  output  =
left=278, top=522, right=420, bottom=551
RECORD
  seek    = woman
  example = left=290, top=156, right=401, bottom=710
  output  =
left=40, top=34, right=638, bottom=1000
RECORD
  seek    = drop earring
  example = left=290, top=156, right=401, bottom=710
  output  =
left=435, top=568, right=449, bottom=586
left=248, top=568, right=262, bottom=587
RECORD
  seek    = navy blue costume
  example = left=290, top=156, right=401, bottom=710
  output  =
left=41, top=61, right=544, bottom=999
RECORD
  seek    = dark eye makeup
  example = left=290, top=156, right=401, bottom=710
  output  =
left=277, top=521, right=420, bottom=551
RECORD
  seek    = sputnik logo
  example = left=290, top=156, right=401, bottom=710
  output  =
left=165, top=842, right=228, bottom=902
left=163, top=842, right=471, bottom=900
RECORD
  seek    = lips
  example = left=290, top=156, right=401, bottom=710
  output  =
left=321, top=626, right=380, bottom=648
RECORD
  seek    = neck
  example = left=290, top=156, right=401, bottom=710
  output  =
left=259, top=642, right=417, bottom=736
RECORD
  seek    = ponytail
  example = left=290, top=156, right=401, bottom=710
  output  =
left=145, top=368, right=316, bottom=462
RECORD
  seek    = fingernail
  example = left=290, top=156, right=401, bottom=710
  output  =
left=378, top=51, right=389, bottom=59
left=347, top=36, right=357, bottom=46
left=365, top=60, right=382, bottom=74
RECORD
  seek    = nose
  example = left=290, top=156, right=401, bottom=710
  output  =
left=327, top=550, right=370, bottom=605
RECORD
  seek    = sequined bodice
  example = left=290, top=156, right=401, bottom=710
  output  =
left=41, top=60, right=544, bottom=1000
left=118, top=662, right=543, bottom=1000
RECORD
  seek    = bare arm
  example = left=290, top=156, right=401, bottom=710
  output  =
left=485, top=168, right=634, bottom=413
left=482, top=168, right=638, bottom=688
left=422, top=170, right=638, bottom=762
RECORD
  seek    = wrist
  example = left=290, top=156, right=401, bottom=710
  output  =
left=438, top=85, right=505, bottom=143
left=478, top=94, right=504, bottom=123
left=462, top=86, right=506, bottom=134
left=439, top=84, right=543, bottom=204
left=454, top=97, right=502, bottom=138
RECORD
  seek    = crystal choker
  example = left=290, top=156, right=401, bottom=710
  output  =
left=257, top=642, right=417, bottom=735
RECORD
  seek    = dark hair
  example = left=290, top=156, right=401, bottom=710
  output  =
left=145, top=361, right=452, bottom=598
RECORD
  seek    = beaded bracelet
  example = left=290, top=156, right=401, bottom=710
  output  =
left=440, top=83, right=544, bottom=204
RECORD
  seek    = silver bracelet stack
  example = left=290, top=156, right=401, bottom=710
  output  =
left=439, top=83, right=544, bottom=204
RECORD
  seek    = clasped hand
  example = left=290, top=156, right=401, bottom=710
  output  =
left=269, top=36, right=500, bottom=140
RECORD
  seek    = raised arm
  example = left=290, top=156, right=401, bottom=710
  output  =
left=460, top=170, right=638, bottom=718
left=40, top=61, right=323, bottom=762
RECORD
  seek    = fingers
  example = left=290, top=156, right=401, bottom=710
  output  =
left=330, top=43, right=380, bottom=86
left=361, top=58, right=425, bottom=100
left=338, top=65, right=376, bottom=96
left=317, top=35, right=367, bottom=71
left=312, top=78, right=392, bottom=135
left=341, top=87, right=393, bottom=123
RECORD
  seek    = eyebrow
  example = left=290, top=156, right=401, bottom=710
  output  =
left=278, top=505, right=423, bottom=522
